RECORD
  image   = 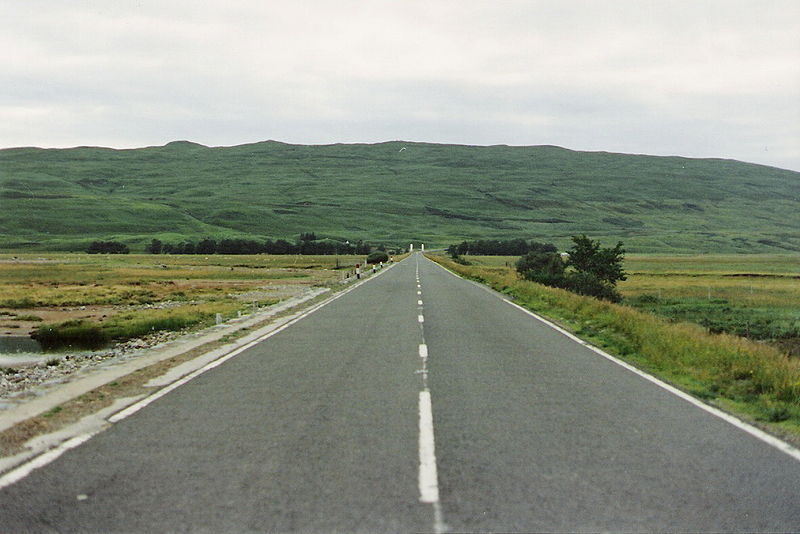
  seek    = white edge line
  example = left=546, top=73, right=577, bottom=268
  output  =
left=0, top=260, right=404, bottom=488
left=0, top=432, right=99, bottom=490
left=418, top=389, right=440, bottom=503
left=427, top=256, right=800, bottom=463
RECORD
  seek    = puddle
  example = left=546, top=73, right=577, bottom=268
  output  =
left=0, top=336, right=50, bottom=366
left=0, top=336, right=43, bottom=354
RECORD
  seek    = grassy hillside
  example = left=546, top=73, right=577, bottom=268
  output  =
left=1, top=140, right=798, bottom=253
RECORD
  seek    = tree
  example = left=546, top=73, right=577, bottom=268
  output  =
left=196, top=238, right=217, bottom=254
left=179, top=241, right=196, bottom=255
left=516, top=251, right=566, bottom=287
left=567, top=235, right=626, bottom=286
left=564, top=235, right=626, bottom=302
left=449, top=239, right=557, bottom=256
left=146, top=239, right=163, bottom=254
left=514, top=235, right=626, bottom=302
left=86, top=241, right=129, bottom=254
left=299, top=232, right=317, bottom=242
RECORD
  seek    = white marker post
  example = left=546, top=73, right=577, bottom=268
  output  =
left=410, top=244, right=414, bottom=252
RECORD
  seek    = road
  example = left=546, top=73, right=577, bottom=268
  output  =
left=0, top=253, right=799, bottom=532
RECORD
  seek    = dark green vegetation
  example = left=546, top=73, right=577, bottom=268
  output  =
left=516, top=235, right=626, bottom=302
left=87, top=241, right=130, bottom=254
left=32, top=314, right=211, bottom=351
left=366, top=251, right=389, bottom=264
left=145, top=236, right=378, bottom=255
left=448, top=238, right=557, bottom=256
left=1, top=141, right=798, bottom=253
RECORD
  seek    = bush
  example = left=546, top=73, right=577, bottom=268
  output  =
left=146, top=239, right=163, bottom=254
left=517, top=252, right=566, bottom=286
left=516, top=236, right=625, bottom=302
left=563, top=271, right=622, bottom=303
left=366, top=251, right=389, bottom=264
left=32, top=320, right=110, bottom=350
left=86, top=241, right=130, bottom=254
left=450, top=239, right=557, bottom=256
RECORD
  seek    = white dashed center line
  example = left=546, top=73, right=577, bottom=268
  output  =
left=414, top=257, right=445, bottom=533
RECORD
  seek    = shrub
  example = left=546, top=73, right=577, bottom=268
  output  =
left=87, top=241, right=130, bottom=254
left=564, top=271, right=622, bottom=303
left=517, top=251, right=566, bottom=287
left=32, top=320, right=110, bottom=350
left=516, top=236, right=625, bottom=302
left=366, top=251, right=389, bottom=264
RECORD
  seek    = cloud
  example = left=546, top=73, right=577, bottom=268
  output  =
left=1, top=0, right=798, bottom=170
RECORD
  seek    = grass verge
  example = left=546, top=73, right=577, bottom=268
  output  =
left=428, top=255, right=800, bottom=442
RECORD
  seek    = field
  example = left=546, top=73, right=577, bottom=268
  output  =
left=0, top=253, right=369, bottom=350
left=463, top=254, right=800, bottom=356
left=1, top=141, right=798, bottom=253
left=430, top=253, right=800, bottom=439
left=620, top=255, right=800, bottom=356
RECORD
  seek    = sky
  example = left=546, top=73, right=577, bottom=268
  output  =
left=2, top=1, right=799, bottom=171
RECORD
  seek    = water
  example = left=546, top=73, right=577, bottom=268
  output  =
left=0, top=336, right=43, bottom=353
left=0, top=336, right=48, bottom=366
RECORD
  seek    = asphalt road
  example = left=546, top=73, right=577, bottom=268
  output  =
left=1, top=253, right=799, bottom=533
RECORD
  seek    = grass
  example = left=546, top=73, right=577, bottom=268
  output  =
left=429, top=254, right=800, bottom=439
left=32, top=303, right=241, bottom=350
left=10, top=314, right=44, bottom=322
left=1, top=253, right=369, bottom=350
left=467, top=253, right=800, bottom=356
left=0, top=253, right=358, bottom=308
left=619, top=255, right=800, bottom=357
left=1, top=141, right=798, bottom=253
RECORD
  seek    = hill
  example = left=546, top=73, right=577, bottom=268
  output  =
left=1, top=141, right=798, bottom=253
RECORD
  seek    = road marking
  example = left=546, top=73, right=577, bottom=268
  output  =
left=414, top=262, right=446, bottom=533
left=428, top=256, right=800, bottom=464
left=418, top=390, right=440, bottom=504
left=0, top=432, right=99, bottom=490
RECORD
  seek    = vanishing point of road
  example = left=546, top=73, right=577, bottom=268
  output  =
left=1, top=253, right=799, bottom=532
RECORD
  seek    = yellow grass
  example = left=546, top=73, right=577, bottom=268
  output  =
left=0, top=253, right=367, bottom=345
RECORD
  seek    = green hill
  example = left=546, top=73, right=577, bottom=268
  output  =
left=1, top=140, right=798, bottom=253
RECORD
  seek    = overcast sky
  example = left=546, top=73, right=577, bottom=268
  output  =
left=2, top=1, right=798, bottom=170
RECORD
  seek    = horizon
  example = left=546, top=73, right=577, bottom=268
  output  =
left=2, top=138, right=798, bottom=173
left=1, top=1, right=798, bottom=173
